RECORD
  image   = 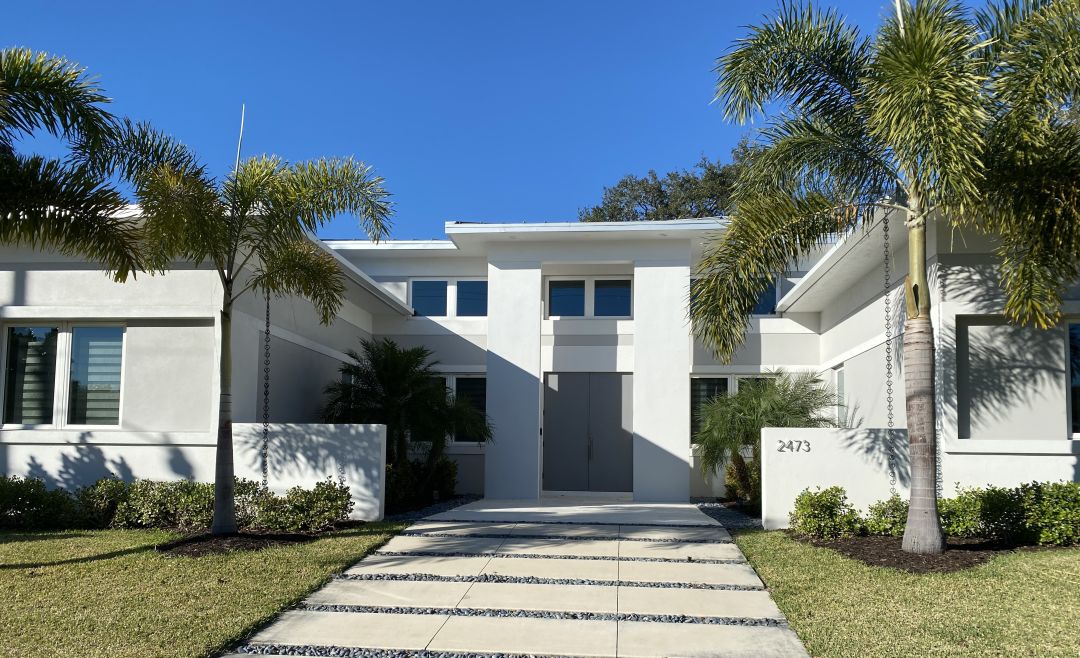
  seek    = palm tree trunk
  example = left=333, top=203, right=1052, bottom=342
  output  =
left=211, top=300, right=238, bottom=535
left=900, top=217, right=945, bottom=554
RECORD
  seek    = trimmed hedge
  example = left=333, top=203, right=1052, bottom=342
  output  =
left=0, top=474, right=353, bottom=532
left=790, top=481, right=1079, bottom=546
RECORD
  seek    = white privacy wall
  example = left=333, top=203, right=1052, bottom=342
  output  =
left=1, top=424, right=387, bottom=521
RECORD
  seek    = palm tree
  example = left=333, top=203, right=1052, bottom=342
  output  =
left=0, top=48, right=176, bottom=278
left=134, top=153, right=393, bottom=535
left=323, top=338, right=492, bottom=469
left=691, top=0, right=1080, bottom=553
left=696, top=371, right=840, bottom=505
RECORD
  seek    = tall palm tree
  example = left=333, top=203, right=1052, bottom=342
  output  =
left=691, top=0, right=1080, bottom=553
left=134, top=153, right=393, bottom=535
left=0, top=48, right=161, bottom=278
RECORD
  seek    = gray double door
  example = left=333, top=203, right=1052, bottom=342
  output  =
left=542, top=372, right=633, bottom=492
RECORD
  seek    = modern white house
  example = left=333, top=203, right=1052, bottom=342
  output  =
left=1, top=215, right=1077, bottom=518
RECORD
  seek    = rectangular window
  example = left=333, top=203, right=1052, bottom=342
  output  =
left=549, top=280, right=585, bottom=317
left=3, top=326, right=59, bottom=424
left=412, top=280, right=448, bottom=316
left=1070, top=324, right=1080, bottom=434
left=454, top=376, right=487, bottom=442
left=594, top=280, right=632, bottom=317
left=456, top=281, right=488, bottom=317
left=68, top=327, right=123, bottom=425
left=752, top=279, right=778, bottom=315
left=690, top=377, right=729, bottom=441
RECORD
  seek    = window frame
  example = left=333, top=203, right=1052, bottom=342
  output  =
left=545, top=275, right=633, bottom=320
left=1067, top=322, right=1080, bottom=439
left=408, top=277, right=488, bottom=319
left=0, top=321, right=126, bottom=430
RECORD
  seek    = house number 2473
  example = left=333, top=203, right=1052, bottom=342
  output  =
left=776, top=440, right=811, bottom=453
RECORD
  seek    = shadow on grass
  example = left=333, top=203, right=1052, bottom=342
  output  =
left=0, top=543, right=157, bottom=570
left=0, top=532, right=90, bottom=545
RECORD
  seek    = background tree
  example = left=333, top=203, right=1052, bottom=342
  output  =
left=691, top=0, right=1080, bottom=553
left=0, top=48, right=178, bottom=278
left=696, top=371, right=840, bottom=506
left=578, top=149, right=748, bottom=222
left=134, top=152, right=393, bottom=535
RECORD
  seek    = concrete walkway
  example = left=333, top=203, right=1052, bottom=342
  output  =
left=227, top=498, right=808, bottom=657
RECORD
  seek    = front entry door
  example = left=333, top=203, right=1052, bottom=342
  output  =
left=542, top=372, right=633, bottom=492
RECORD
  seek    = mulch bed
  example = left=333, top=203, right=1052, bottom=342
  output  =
left=156, top=530, right=316, bottom=557
left=789, top=532, right=1024, bottom=573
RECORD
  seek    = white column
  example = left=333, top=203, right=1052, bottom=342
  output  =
left=632, top=254, right=692, bottom=501
left=484, top=259, right=543, bottom=499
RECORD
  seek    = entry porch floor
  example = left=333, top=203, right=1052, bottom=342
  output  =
left=228, top=499, right=808, bottom=657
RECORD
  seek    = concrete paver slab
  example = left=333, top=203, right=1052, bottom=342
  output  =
left=428, top=615, right=618, bottom=656
left=617, top=621, right=810, bottom=657
left=249, top=610, right=447, bottom=650
left=306, top=579, right=472, bottom=608
left=482, top=555, right=619, bottom=580
left=458, top=581, right=617, bottom=613
left=619, top=524, right=731, bottom=542
left=496, top=537, right=620, bottom=558
left=617, top=539, right=744, bottom=561
left=510, top=522, right=621, bottom=538
left=404, top=520, right=519, bottom=536
left=346, top=553, right=491, bottom=577
left=619, top=560, right=764, bottom=588
left=378, top=534, right=505, bottom=555
left=617, top=586, right=783, bottom=619
left=426, top=498, right=720, bottom=526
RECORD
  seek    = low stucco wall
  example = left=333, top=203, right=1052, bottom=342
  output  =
left=1, top=423, right=387, bottom=521
left=760, top=427, right=909, bottom=530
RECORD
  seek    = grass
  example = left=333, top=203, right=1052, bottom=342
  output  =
left=0, top=523, right=404, bottom=658
left=735, top=530, right=1080, bottom=658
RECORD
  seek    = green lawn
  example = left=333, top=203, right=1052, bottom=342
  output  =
left=0, top=523, right=404, bottom=658
left=735, top=530, right=1080, bottom=658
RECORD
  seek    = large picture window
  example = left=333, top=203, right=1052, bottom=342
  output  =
left=68, top=327, right=124, bottom=425
left=3, top=326, right=59, bottom=425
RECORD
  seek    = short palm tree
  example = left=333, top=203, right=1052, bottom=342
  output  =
left=0, top=48, right=144, bottom=277
left=696, top=371, right=839, bottom=505
left=134, top=152, right=393, bottom=535
left=691, top=0, right=1080, bottom=553
left=323, top=338, right=492, bottom=468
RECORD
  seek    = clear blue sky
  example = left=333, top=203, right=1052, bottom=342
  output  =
left=6, top=1, right=894, bottom=240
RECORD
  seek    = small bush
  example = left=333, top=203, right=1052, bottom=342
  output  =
left=724, top=454, right=761, bottom=504
left=255, top=478, right=352, bottom=532
left=234, top=478, right=273, bottom=528
left=385, top=460, right=419, bottom=513
left=113, top=479, right=214, bottom=530
left=1021, top=481, right=1080, bottom=546
left=789, top=486, right=863, bottom=539
left=430, top=456, right=458, bottom=500
left=865, top=494, right=908, bottom=537
left=76, top=477, right=130, bottom=528
left=0, top=475, right=78, bottom=530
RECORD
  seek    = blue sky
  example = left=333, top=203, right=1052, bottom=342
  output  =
left=6, top=1, right=892, bottom=240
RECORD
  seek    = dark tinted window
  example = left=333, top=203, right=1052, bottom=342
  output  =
left=456, top=281, right=488, bottom=317
left=4, top=326, right=58, bottom=424
left=594, top=280, right=632, bottom=317
left=412, top=280, right=447, bottom=316
left=1071, top=324, right=1080, bottom=434
left=752, top=280, right=777, bottom=315
left=455, top=377, right=487, bottom=442
left=549, top=280, right=585, bottom=317
left=691, top=377, right=728, bottom=441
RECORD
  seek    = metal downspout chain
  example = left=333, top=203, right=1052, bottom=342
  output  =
left=883, top=214, right=898, bottom=496
left=262, top=291, right=271, bottom=487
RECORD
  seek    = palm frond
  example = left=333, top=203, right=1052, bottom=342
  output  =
left=277, top=158, right=393, bottom=241
left=0, top=48, right=113, bottom=150
left=136, top=163, right=225, bottom=271
left=249, top=240, right=347, bottom=325
left=714, top=1, right=871, bottom=124
left=74, top=118, right=204, bottom=183
left=0, top=154, right=141, bottom=278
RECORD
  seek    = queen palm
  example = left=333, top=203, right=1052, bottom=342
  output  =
left=134, top=153, right=392, bottom=535
left=691, top=0, right=1080, bottom=553
left=0, top=48, right=145, bottom=277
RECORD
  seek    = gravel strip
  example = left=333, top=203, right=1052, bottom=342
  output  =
left=237, top=645, right=570, bottom=657
left=385, top=496, right=481, bottom=523
left=694, top=501, right=762, bottom=531
left=375, top=550, right=745, bottom=565
left=298, top=603, right=784, bottom=627
left=337, top=572, right=764, bottom=591
left=399, top=530, right=733, bottom=544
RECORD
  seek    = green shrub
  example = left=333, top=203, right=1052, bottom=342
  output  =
left=789, top=486, right=863, bottom=539
left=430, top=456, right=458, bottom=500
left=1021, top=481, right=1080, bottom=546
left=938, top=485, right=1030, bottom=544
left=113, top=479, right=214, bottom=530
left=254, top=478, right=352, bottom=532
left=724, top=453, right=761, bottom=504
left=0, top=475, right=78, bottom=530
left=385, top=460, right=419, bottom=513
left=76, top=477, right=130, bottom=528
left=938, top=487, right=983, bottom=538
left=234, top=478, right=273, bottom=528
left=865, top=494, right=908, bottom=537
